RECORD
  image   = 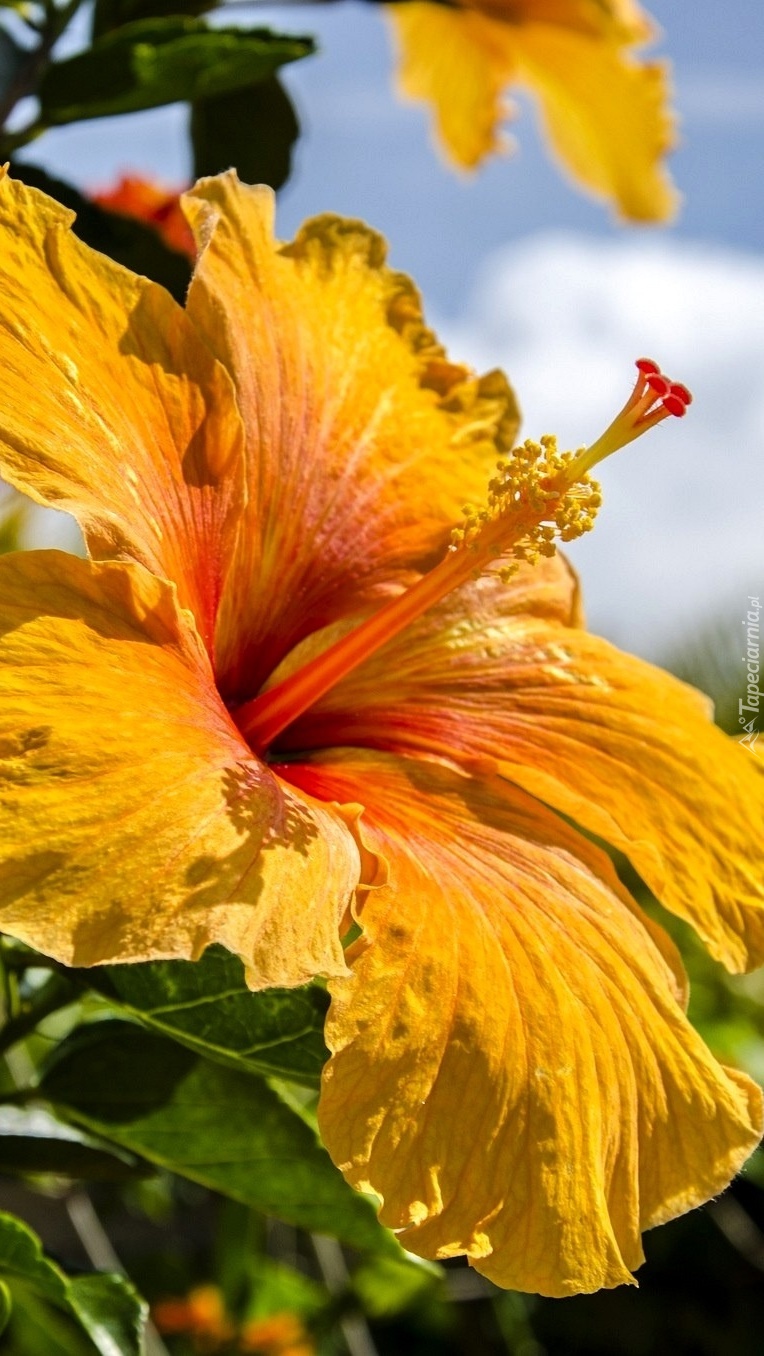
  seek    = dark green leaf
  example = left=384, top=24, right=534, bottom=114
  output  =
left=40, top=18, right=315, bottom=124
left=0, top=1106, right=150, bottom=1181
left=0, top=1210, right=147, bottom=1356
left=0, top=27, right=24, bottom=101
left=90, top=945, right=329, bottom=1088
left=191, top=74, right=300, bottom=191
left=41, top=1022, right=396, bottom=1254
left=0, top=1279, right=11, bottom=1337
left=10, top=161, right=191, bottom=300
left=93, top=0, right=217, bottom=40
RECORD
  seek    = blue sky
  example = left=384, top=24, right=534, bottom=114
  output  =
left=14, top=0, right=764, bottom=659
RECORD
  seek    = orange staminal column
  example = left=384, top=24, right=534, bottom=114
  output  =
left=236, top=360, right=691, bottom=754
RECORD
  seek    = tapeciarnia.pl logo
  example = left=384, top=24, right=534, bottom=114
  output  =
left=740, top=595, right=761, bottom=756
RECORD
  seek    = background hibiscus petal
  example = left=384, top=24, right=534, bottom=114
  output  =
left=283, top=750, right=762, bottom=1297
left=510, top=21, right=677, bottom=222
left=0, top=171, right=245, bottom=651
left=182, top=172, right=520, bottom=696
left=280, top=574, right=764, bottom=972
left=0, top=552, right=360, bottom=985
left=387, top=2, right=676, bottom=221
left=388, top=6, right=519, bottom=169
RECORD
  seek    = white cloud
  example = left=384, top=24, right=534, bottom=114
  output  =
left=440, top=233, right=764, bottom=660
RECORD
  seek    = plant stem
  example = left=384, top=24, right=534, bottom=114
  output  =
left=311, top=1234, right=380, bottom=1356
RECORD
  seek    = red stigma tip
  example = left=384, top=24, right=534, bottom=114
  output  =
left=662, top=394, right=688, bottom=417
left=669, top=382, right=693, bottom=406
left=636, top=357, right=661, bottom=375
left=645, top=373, right=670, bottom=397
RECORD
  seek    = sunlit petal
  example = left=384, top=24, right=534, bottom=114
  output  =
left=279, top=573, right=764, bottom=971
left=0, top=552, right=360, bottom=984
left=284, top=750, right=762, bottom=1296
left=182, top=172, right=519, bottom=694
left=0, top=171, right=244, bottom=650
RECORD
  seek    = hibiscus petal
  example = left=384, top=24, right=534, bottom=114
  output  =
left=0, top=170, right=245, bottom=651
left=0, top=552, right=360, bottom=985
left=182, top=172, right=519, bottom=695
left=387, top=3, right=676, bottom=221
left=283, top=750, right=762, bottom=1297
left=388, top=5, right=520, bottom=169
left=511, top=20, right=678, bottom=222
left=283, top=575, right=764, bottom=972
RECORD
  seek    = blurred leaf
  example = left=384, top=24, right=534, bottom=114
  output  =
left=242, top=1256, right=325, bottom=1324
left=93, top=0, right=217, bottom=40
left=41, top=1021, right=398, bottom=1255
left=0, top=1210, right=147, bottom=1356
left=191, top=74, right=300, bottom=191
left=0, top=492, right=26, bottom=554
left=10, top=161, right=191, bottom=299
left=2, top=1285, right=99, bottom=1356
left=352, top=1253, right=443, bottom=1319
left=0, top=1135, right=148, bottom=1179
left=40, top=17, right=315, bottom=124
left=742, top=1148, right=764, bottom=1189
left=0, top=1105, right=150, bottom=1181
left=90, top=945, right=329, bottom=1088
left=0, top=27, right=24, bottom=100
left=0, top=1279, right=10, bottom=1337
left=663, top=610, right=755, bottom=736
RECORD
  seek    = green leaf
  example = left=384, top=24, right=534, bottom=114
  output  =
left=0, top=1211, right=147, bottom=1356
left=0, top=1106, right=150, bottom=1181
left=39, top=17, right=315, bottom=124
left=93, top=0, right=217, bottom=40
left=0, top=1279, right=11, bottom=1337
left=90, top=945, right=329, bottom=1088
left=352, top=1253, right=443, bottom=1319
left=10, top=162, right=191, bottom=300
left=67, top=1275, right=147, bottom=1356
left=40, top=1021, right=396, bottom=1255
left=191, top=74, right=300, bottom=192
left=2, top=1285, right=98, bottom=1356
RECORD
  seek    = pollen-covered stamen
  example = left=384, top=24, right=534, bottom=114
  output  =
left=563, top=358, right=692, bottom=481
left=236, top=360, right=690, bottom=753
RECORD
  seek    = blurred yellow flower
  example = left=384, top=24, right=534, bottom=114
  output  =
left=0, top=170, right=761, bottom=1296
left=240, top=1311, right=314, bottom=1355
left=153, top=1284, right=234, bottom=1347
left=387, top=0, right=678, bottom=221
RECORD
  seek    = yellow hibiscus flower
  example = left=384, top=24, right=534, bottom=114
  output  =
left=387, top=0, right=678, bottom=221
left=0, top=169, right=761, bottom=1297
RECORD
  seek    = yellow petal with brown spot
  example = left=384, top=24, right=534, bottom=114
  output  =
left=0, top=551, right=360, bottom=986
